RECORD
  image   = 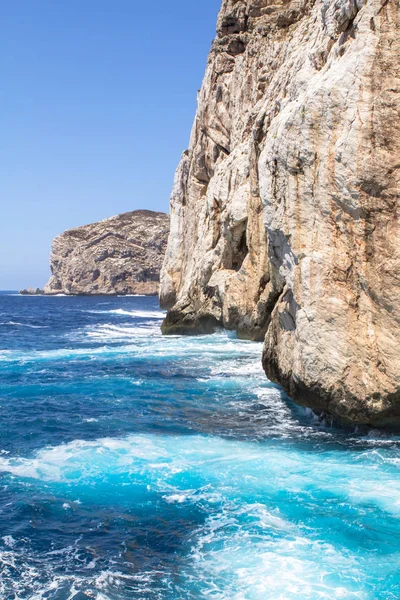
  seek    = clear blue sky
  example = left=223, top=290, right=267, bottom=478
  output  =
left=0, top=0, right=220, bottom=289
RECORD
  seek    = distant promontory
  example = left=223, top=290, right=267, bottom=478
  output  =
left=43, top=210, right=169, bottom=296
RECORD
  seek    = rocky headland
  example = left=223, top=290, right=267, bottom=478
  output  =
left=44, top=210, right=169, bottom=296
left=160, top=0, right=400, bottom=426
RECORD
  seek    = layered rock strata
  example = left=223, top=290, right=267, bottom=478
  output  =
left=160, top=0, right=400, bottom=426
left=44, top=210, right=169, bottom=296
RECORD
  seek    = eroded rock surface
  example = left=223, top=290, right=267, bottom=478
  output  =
left=160, top=0, right=400, bottom=426
left=45, top=210, right=169, bottom=296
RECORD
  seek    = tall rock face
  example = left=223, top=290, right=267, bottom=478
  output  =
left=160, top=0, right=400, bottom=426
left=44, top=210, right=169, bottom=296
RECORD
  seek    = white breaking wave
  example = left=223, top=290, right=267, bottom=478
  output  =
left=0, top=328, right=263, bottom=365
left=0, top=321, right=48, bottom=329
left=12, top=293, right=69, bottom=297
left=1, top=432, right=399, bottom=599
left=187, top=523, right=367, bottom=600
left=110, top=308, right=166, bottom=318
left=1, top=432, right=400, bottom=513
left=0, top=547, right=162, bottom=600
left=84, top=308, right=165, bottom=319
left=0, top=345, right=139, bottom=363
left=84, top=323, right=161, bottom=340
left=2, top=536, right=16, bottom=548
left=210, top=359, right=264, bottom=377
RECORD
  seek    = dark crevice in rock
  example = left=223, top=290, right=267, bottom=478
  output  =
left=212, top=198, right=222, bottom=249
left=231, top=223, right=249, bottom=271
left=278, top=288, right=300, bottom=331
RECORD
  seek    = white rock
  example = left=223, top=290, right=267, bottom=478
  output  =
left=160, top=0, right=400, bottom=426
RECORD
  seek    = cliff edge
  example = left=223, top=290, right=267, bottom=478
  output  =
left=160, top=0, right=400, bottom=426
left=44, top=210, right=169, bottom=296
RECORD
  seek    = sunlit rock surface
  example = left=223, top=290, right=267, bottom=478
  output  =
left=45, top=210, right=169, bottom=296
left=160, top=0, right=400, bottom=426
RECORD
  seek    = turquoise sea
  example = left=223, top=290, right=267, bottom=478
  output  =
left=0, top=291, right=399, bottom=599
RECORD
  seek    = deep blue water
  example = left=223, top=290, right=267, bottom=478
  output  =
left=0, top=292, right=399, bottom=599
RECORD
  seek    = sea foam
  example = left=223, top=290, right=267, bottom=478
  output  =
left=1, top=431, right=399, bottom=598
left=1, top=294, right=399, bottom=599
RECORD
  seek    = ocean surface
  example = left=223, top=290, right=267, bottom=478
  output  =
left=0, top=291, right=399, bottom=599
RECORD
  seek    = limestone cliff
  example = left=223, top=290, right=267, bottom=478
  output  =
left=44, top=210, right=169, bottom=296
left=160, top=0, right=400, bottom=426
